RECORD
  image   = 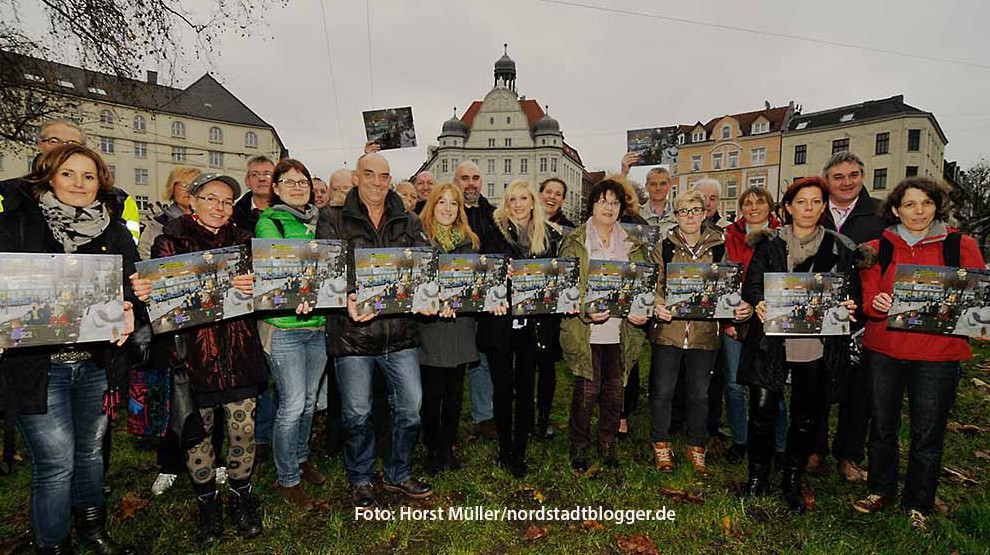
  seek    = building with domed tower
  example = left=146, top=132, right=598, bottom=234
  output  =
left=416, top=45, right=586, bottom=222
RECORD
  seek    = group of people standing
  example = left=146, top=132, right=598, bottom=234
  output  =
left=0, top=119, right=979, bottom=553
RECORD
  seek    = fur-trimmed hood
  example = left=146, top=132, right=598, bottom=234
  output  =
left=744, top=225, right=877, bottom=269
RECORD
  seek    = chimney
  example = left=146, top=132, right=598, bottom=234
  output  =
left=146, top=70, right=158, bottom=85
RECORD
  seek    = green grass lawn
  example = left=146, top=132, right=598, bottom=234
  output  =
left=2, top=345, right=989, bottom=555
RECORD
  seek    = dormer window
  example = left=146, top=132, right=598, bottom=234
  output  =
left=840, top=113, right=855, bottom=122
left=751, top=121, right=769, bottom=134
left=691, top=131, right=706, bottom=142
left=721, top=126, right=730, bottom=140
left=795, top=122, right=809, bottom=130
left=57, top=80, right=75, bottom=88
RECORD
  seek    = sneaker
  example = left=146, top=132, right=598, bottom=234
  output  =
left=652, top=442, right=674, bottom=473
left=853, top=493, right=886, bottom=514
left=382, top=477, right=433, bottom=499
left=686, top=445, right=709, bottom=476
left=907, top=509, right=930, bottom=533
left=215, top=466, right=228, bottom=485
left=151, top=473, right=177, bottom=496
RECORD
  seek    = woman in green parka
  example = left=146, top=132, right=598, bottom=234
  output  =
left=255, top=158, right=328, bottom=511
left=560, top=179, right=649, bottom=472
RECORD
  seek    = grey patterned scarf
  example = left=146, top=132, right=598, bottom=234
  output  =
left=271, top=204, right=319, bottom=233
left=779, top=224, right=825, bottom=271
left=38, top=191, right=111, bottom=253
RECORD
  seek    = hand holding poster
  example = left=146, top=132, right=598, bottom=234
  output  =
left=136, top=246, right=253, bottom=334
left=0, top=253, right=124, bottom=349
left=362, top=107, right=417, bottom=150
left=585, top=259, right=658, bottom=319
left=763, top=272, right=851, bottom=336
left=626, top=126, right=679, bottom=167
left=252, top=239, right=348, bottom=311
left=509, top=257, right=580, bottom=316
left=887, top=264, right=990, bottom=338
left=354, top=247, right=439, bottom=315
left=437, top=253, right=508, bottom=313
left=666, top=262, right=743, bottom=320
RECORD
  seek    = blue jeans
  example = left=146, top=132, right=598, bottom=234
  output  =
left=268, top=328, right=328, bottom=486
left=335, top=348, right=422, bottom=486
left=866, top=350, right=961, bottom=513
left=18, top=361, right=108, bottom=548
left=468, top=352, right=494, bottom=423
left=721, top=334, right=789, bottom=451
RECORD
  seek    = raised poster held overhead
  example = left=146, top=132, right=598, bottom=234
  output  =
left=363, top=106, right=417, bottom=150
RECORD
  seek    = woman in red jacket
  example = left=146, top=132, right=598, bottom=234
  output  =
left=852, top=177, right=984, bottom=532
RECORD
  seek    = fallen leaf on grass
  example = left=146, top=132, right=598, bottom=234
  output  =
left=722, top=516, right=744, bottom=539
left=582, top=519, right=605, bottom=531
left=972, top=377, right=990, bottom=394
left=116, top=492, right=150, bottom=521
left=947, top=421, right=986, bottom=434
left=934, top=496, right=951, bottom=516
left=975, top=450, right=990, bottom=461
left=523, top=524, right=549, bottom=541
left=616, top=534, right=660, bottom=555
left=801, top=483, right=816, bottom=511
left=942, top=466, right=980, bottom=487
left=0, top=533, right=31, bottom=555
left=660, top=487, right=704, bottom=505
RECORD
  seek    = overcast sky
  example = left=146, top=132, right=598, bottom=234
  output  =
left=17, top=0, right=990, bottom=183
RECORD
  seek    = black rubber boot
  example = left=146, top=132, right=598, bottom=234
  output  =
left=72, top=505, right=135, bottom=555
left=35, top=536, right=73, bottom=555
left=195, top=491, right=223, bottom=546
left=743, top=458, right=772, bottom=497
left=228, top=484, right=263, bottom=538
left=780, top=466, right=807, bottom=511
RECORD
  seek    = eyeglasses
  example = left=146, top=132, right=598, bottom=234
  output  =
left=595, top=199, right=621, bottom=208
left=38, top=137, right=79, bottom=146
left=674, top=207, right=705, bottom=217
left=277, top=178, right=310, bottom=189
left=248, top=171, right=273, bottom=179
left=195, top=195, right=235, bottom=209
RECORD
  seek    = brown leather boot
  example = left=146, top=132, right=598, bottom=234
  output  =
left=652, top=442, right=674, bottom=473
left=686, top=445, right=709, bottom=476
left=276, top=483, right=315, bottom=511
left=300, top=461, right=327, bottom=485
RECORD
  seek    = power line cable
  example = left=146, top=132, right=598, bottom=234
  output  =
left=317, top=0, right=346, bottom=166
left=366, top=0, right=376, bottom=107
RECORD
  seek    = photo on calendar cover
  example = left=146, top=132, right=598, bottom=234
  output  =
left=0, top=253, right=124, bottom=349
left=626, top=126, right=679, bottom=167
left=887, top=264, right=990, bottom=338
left=437, top=253, right=509, bottom=313
left=136, top=246, right=254, bottom=334
left=763, top=272, right=851, bottom=336
left=620, top=222, right=662, bottom=249
left=362, top=106, right=417, bottom=150
left=252, top=239, right=348, bottom=311
left=509, top=257, right=580, bottom=316
left=665, top=262, right=743, bottom=320
left=585, top=259, right=658, bottom=319
left=354, top=247, right=439, bottom=315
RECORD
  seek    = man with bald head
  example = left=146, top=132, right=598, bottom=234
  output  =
left=328, top=168, right=354, bottom=207
left=317, top=152, right=432, bottom=508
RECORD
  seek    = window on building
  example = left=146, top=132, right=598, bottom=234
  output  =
left=727, top=179, right=738, bottom=199
left=489, top=117, right=494, bottom=125
left=133, top=141, right=147, bottom=158
left=550, top=158, right=558, bottom=172
left=677, top=134, right=685, bottom=145
left=692, top=131, right=705, bottom=142
left=245, top=131, right=258, bottom=148
left=750, top=147, right=766, bottom=165
left=487, top=183, right=494, bottom=197
left=794, top=144, right=807, bottom=165
left=540, top=157, right=548, bottom=172
left=691, top=155, right=702, bottom=172
left=471, top=158, right=479, bottom=165
left=712, top=152, right=723, bottom=170
left=135, top=168, right=149, bottom=185
left=832, top=138, right=850, bottom=155
left=209, top=151, right=223, bottom=168
left=451, top=158, right=459, bottom=169
left=99, top=110, right=114, bottom=127
left=748, top=176, right=766, bottom=188
left=503, top=138, right=512, bottom=147
left=541, top=139, right=547, bottom=145
left=100, top=136, right=114, bottom=155
left=876, top=132, right=890, bottom=155
left=488, top=138, right=496, bottom=147
left=839, top=113, right=855, bottom=123
left=873, top=168, right=888, bottom=190
left=504, top=159, right=512, bottom=174
left=209, top=127, right=223, bottom=144
left=751, top=121, right=770, bottom=134
left=520, top=158, right=528, bottom=173
left=88, top=87, right=107, bottom=96
left=487, top=159, right=496, bottom=174
left=171, top=120, right=185, bottom=138
left=906, top=165, right=918, bottom=177
left=728, top=151, right=739, bottom=168
left=908, top=129, right=920, bottom=151
left=135, top=195, right=151, bottom=212
left=133, top=115, right=146, bottom=132
left=506, top=117, right=511, bottom=124
left=171, top=146, right=187, bottom=163
left=721, top=126, right=730, bottom=140
left=441, top=159, right=448, bottom=173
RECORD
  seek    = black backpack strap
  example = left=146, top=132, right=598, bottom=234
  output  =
left=711, top=243, right=725, bottom=263
left=943, top=232, right=962, bottom=268
left=662, top=238, right=675, bottom=266
left=272, top=218, right=286, bottom=238
left=878, top=236, right=893, bottom=277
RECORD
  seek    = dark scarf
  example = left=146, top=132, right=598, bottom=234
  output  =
left=38, top=191, right=110, bottom=253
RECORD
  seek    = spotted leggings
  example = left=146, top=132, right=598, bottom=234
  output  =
left=186, top=398, right=257, bottom=485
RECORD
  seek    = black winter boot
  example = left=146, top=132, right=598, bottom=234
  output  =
left=228, top=484, right=263, bottom=538
left=35, top=536, right=73, bottom=555
left=743, top=458, right=772, bottom=497
left=72, top=505, right=135, bottom=555
left=195, top=491, right=223, bottom=546
left=780, top=466, right=807, bottom=511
